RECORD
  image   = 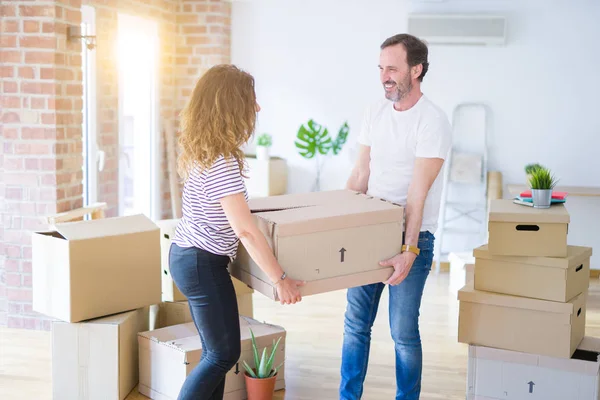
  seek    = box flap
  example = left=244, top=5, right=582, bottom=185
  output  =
left=54, top=214, right=159, bottom=241
left=474, top=244, right=592, bottom=269
left=256, top=198, right=403, bottom=237
left=248, top=190, right=364, bottom=212
left=489, top=199, right=570, bottom=224
left=138, top=317, right=286, bottom=353
left=458, top=282, right=582, bottom=314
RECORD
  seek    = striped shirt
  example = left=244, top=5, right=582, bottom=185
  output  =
left=173, top=156, right=248, bottom=258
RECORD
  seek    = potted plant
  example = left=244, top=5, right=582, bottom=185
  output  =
left=524, top=163, right=544, bottom=182
left=243, top=329, right=283, bottom=400
left=256, top=133, right=272, bottom=161
left=528, top=167, right=558, bottom=208
left=294, top=119, right=349, bottom=191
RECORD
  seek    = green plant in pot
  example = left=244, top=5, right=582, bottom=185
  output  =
left=255, top=133, right=272, bottom=161
left=524, top=163, right=544, bottom=182
left=294, top=119, right=349, bottom=191
left=528, top=167, right=558, bottom=208
left=243, top=329, right=283, bottom=400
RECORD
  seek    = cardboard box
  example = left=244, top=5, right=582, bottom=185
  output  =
left=474, top=244, right=592, bottom=302
left=467, top=337, right=600, bottom=399
left=52, top=307, right=150, bottom=400
left=156, top=219, right=186, bottom=302
left=32, top=214, right=161, bottom=323
left=147, top=298, right=253, bottom=331
left=138, top=317, right=286, bottom=400
left=229, top=190, right=403, bottom=300
left=157, top=219, right=254, bottom=312
left=149, top=301, right=193, bottom=331
left=487, top=199, right=570, bottom=257
left=458, top=283, right=586, bottom=358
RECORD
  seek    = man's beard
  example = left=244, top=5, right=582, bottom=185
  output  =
left=383, top=77, right=412, bottom=102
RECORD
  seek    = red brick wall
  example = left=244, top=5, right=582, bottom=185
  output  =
left=0, top=0, right=232, bottom=329
left=1, top=1, right=84, bottom=329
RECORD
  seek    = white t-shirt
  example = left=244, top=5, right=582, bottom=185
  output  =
left=357, top=94, right=452, bottom=234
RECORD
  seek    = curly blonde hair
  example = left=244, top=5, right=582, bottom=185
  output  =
left=177, top=64, right=257, bottom=181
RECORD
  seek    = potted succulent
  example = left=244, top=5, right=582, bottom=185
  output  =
left=524, top=163, right=544, bottom=183
left=243, top=329, right=283, bottom=400
left=528, top=167, right=558, bottom=208
left=256, top=133, right=272, bottom=161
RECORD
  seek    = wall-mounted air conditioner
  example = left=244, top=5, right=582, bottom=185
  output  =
left=407, top=14, right=507, bottom=46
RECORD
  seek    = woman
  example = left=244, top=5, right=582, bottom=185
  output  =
left=169, top=64, right=305, bottom=400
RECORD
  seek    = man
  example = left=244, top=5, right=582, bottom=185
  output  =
left=340, top=33, right=452, bottom=400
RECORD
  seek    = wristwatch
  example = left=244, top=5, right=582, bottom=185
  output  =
left=401, top=244, right=420, bottom=256
left=274, top=272, right=287, bottom=285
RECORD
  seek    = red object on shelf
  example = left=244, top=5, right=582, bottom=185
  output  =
left=520, top=190, right=568, bottom=200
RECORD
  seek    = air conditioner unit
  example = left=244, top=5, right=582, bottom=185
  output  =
left=407, top=14, right=507, bottom=46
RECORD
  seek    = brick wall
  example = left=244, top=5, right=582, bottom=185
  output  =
left=0, top=0, right=232, bottom=329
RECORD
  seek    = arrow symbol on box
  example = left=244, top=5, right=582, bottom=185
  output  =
left=528, top=381, right=534, bottom=393
left=235, top=363, right=240, bottom=375
left=339, top=248, right=346, bottom=262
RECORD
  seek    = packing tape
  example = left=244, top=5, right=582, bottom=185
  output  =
left=77, top=325, right=90, bottom=399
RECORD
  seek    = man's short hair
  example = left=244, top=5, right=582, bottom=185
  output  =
left=381, top=34, right=429, bottom=82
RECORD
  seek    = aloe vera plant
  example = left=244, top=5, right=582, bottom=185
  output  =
left=242, top=329, right=283, bottom=379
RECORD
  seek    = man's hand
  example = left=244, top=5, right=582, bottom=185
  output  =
left=380, top=252, right=418, bottom=286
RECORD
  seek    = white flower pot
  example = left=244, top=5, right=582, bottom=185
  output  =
left=532, top=189, right=552, bottom=208
left=256, top=146, right=270, bottom=161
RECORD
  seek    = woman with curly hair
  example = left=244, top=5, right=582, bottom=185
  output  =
left=169, top=64, right=305, bottom=400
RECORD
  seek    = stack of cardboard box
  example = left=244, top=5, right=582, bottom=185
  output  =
left=458, top=199, right=597, bottom=398
left=32, top=214, right=286, bottom=400
left=32, top=214, right=163, bottom=399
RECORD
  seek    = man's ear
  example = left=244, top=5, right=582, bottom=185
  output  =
left=412, top=64, right=423, bottom=80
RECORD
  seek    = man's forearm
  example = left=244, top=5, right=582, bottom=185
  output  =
left=404, top=196, right=425, bottom=247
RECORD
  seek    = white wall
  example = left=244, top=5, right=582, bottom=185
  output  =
left=232, top=0, right=600, bottom=194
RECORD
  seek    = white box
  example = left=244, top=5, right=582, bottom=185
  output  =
left=467, top=337, right=600, bottom=399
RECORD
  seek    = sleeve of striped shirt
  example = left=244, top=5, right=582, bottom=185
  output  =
left=203, top=156, right=246, bottom=201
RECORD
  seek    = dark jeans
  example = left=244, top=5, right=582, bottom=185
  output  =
left=169, top=243, right=241, bottom=400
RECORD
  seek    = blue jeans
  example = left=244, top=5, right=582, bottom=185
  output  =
left=169, top=243, right=241, bottom=400
left=339, top=231, right=435, bottom=400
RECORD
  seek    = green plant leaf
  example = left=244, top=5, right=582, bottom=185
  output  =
left=250, top=329, right=260, bottom=373
left=528, top=167, right=558, bottom=189
left=258, top=347, right=268, bottom=378
left=331, top=121, right=349, bottom=155
left=294, top=119, right=332, bottom=159
left=524, top=163, right=544, bottom=174
left=243, top=360, right=257, bottom=378
left=265, top=336, right=282, bottom=374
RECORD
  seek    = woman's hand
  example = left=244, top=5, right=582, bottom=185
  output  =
left=276, top=277, right=306, bottom=305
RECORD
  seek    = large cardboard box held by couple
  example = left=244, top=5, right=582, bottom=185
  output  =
left=474, top=244, right=592, bottom=302
left=138, top=316, right=286, bottom=400
left=458, top=283, right=586, bottom=358
left=487, top=199, right=570, bottom=257
left=156, top=219, right=254, bottom=316
left=467, top=337, right=600, bottom=399
left=229, top=190, right=404, bottom=300
left=32, top=214, right=161, bottom=323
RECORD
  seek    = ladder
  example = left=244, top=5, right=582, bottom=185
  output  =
left=435, top=103, right=490, bottom=273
